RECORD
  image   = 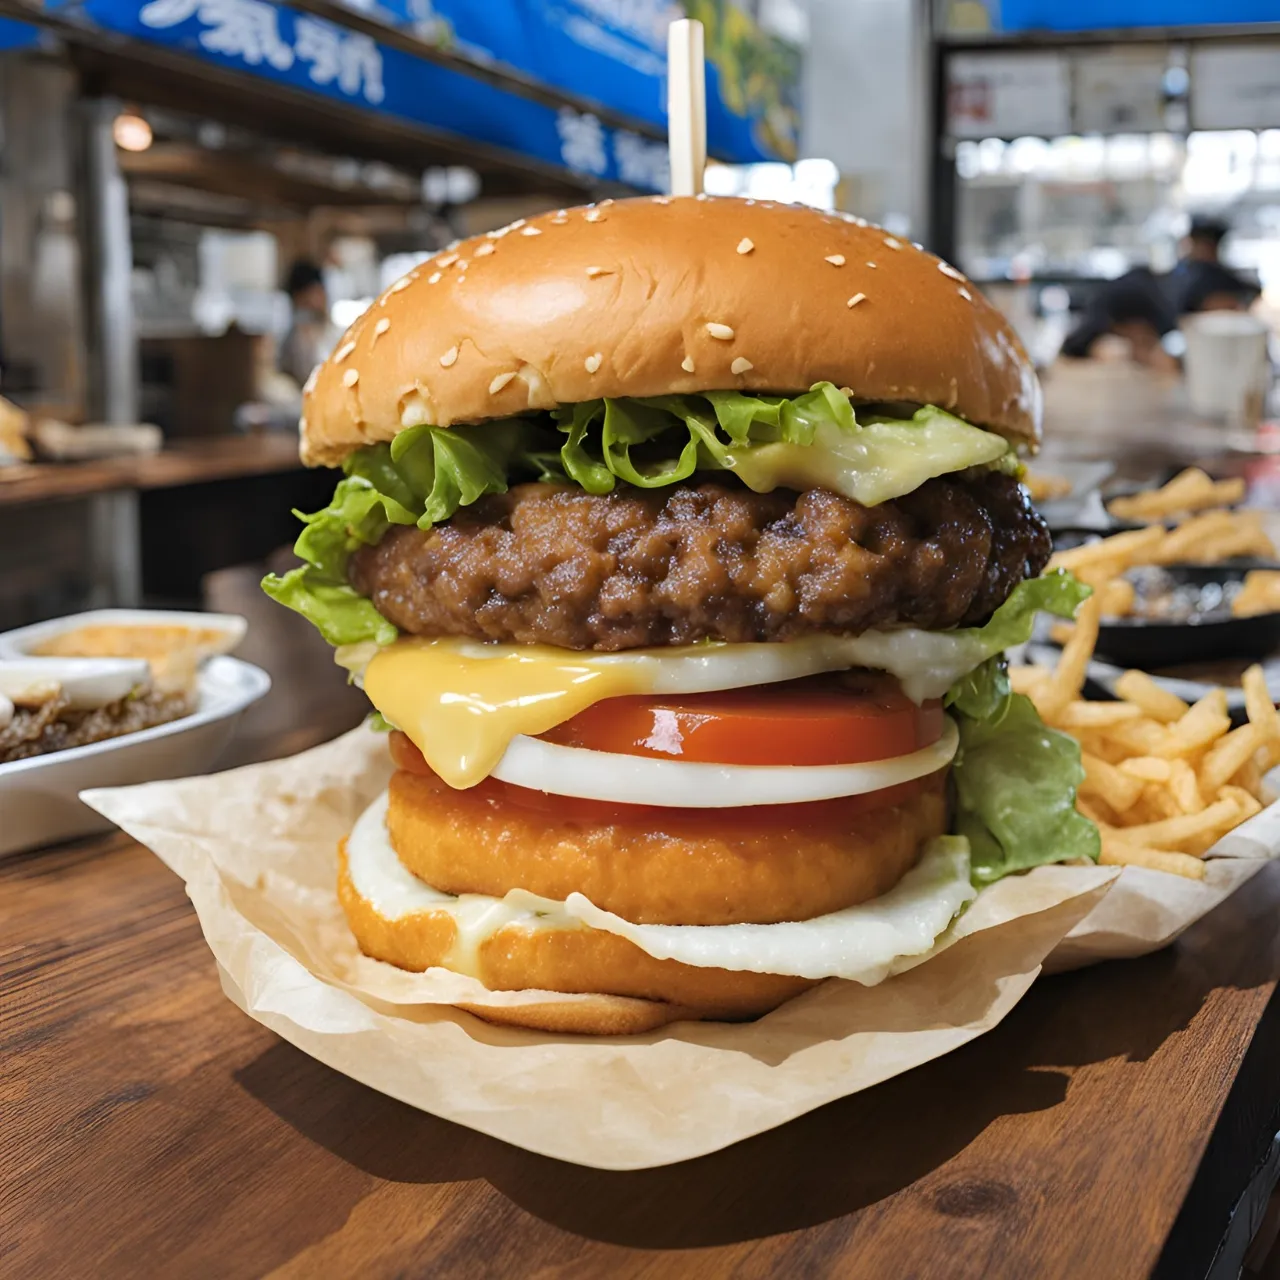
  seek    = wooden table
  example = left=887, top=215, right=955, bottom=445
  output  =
left=0, top=434, right=306, bottom=508
left=5, top=828, right=1280, bottom=1278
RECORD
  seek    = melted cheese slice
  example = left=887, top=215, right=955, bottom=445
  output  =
left=361, top=631, right=995, bottom=789
left=347, top=791, right=975, bottom=984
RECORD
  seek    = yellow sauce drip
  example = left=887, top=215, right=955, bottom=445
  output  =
left=362, top=637, right=645, bottom=788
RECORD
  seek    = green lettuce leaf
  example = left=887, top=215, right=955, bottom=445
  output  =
left=943, top=570, right=1099, bottom=883
left=951, top=689, right=1101, bottom=884
left=549, top=384, right=1010, bottom=507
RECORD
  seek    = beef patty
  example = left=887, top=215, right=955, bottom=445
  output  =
left=349, top=472, right=1051, bottom=651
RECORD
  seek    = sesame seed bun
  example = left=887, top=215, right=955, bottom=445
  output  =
left=300, top=196, right=1040, bottom=466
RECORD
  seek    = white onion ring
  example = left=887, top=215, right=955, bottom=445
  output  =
left=489, top=716, right=958, bottom=809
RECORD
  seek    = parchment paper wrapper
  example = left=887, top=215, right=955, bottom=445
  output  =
left=83, top=726, right=1117, bottom=1169
left=1046, top=800, right=1280, bottom=973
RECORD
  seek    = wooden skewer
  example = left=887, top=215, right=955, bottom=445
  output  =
left=667, top=18, right=706, bottom=198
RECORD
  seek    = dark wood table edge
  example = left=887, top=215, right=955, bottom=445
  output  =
left=1156, top=983, right=1280, bottom=1279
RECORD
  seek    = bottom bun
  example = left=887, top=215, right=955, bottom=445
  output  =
left=338, top=841, right=815, bottom=1026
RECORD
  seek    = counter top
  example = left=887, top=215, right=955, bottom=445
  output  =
left=0, top=434, right=306, bottom=506
left=4, top=828, right=1280, bottom=1277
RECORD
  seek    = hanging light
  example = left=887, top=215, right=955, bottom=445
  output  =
left=112, top=113, right=153, bottom=153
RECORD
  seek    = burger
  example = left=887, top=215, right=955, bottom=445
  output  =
left=264, top=197, right=1098, bottom=1035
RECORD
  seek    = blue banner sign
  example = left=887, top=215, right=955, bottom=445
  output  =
left=51, top=0, right=799, bottom=187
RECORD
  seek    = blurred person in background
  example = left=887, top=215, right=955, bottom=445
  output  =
left=1166, top=216, right=1259, bottom=316
left=1059, top=267, right=1180, bottom=371
left=1060, top=217, right=1259, bottom=370
left=279, top=259, right=335, bottom=387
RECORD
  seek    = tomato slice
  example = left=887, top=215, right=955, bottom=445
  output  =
left=537, top=671, right=944, bottom=766
left=388, top=730, right=943, bottom=829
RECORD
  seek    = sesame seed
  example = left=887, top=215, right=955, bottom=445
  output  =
left=551, top=216, right=569, bottom=225
left=883, top=237, right=902, bottom=249
left=509, top=219, right=526, bottom=231
left=599, top=198, right=615, bottom=207
left=475, top=243, right=495, bottom=257
left=584, top=352, right=602, bottom=373
left=390, top=275, right=414, bottom=292
left=585, top=266, right=611, bottom=278
left=737, top=238, right=754, bottom=254
left=446, top=239, right=460, bottom=251
left=521, top=226, right=541, bottom=237
left=653, top=195, right=672, bottom=205
left=706, top=322, right=735, bottom=340
left=342, top=368, right=359, bottom=387
left=866, top=261, right=878, bottom=269
left=847, top=293, right=867, bottom=308
left=427, top=272, right=442, bottom=284
left=302, top=368, right=318, bottom=395
left=436, top=255, right=458, bottom=269
left=957, top=286, right=973, bottom=302
left=439, top=346, right=458, bottom=368
left=487, top=227, right=508, bottom=239
left=585, top=209, right=604, bottom=222
left=489, top=371, right=516, bottom=394
left=373, top=317, right=391, bottom=337
left=681, top=356, right=695, bottom=373
left=456, top=275, right=466, bottom=284
left=730, top=357, right=753, bottom=374
left=334, top=340, right=356, bottom=363
left=938, top=261, right=966, bottom=281
left=695, top=193, right=709, bottom=201
left=825, top=254, right=846, bottom=267
left=455, top=259, right=468, bottom=270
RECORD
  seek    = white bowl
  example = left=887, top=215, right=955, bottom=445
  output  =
left=0, top=655, right=270, bottom=856
left=0, top=607, right=247, bottom=657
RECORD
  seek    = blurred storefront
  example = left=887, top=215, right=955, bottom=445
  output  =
left=929, top=2, right=1280, bottom=361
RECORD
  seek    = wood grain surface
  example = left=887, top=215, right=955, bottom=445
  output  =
left=0, top=435, right=304, bottom=507
left=4, top=831, right=1280, bottom=1279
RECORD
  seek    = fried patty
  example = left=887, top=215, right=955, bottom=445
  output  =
left=349, top=472, right=1050, bottom=651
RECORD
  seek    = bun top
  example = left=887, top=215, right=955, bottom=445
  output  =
left=301, top=196, right=1040, bottom=466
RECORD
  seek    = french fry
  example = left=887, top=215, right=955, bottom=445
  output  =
left=1118, top=756, right=1173, bottom=783
left=1102, top=717, right=1171, bottom=756
left=1149, top=511, right=1236, bottom=564
left=1100, top=843, right=1207, bottom=879
left=1057, top=701, right=1143, bottom=728
left=1199, top=723, right=1269, bottom=795
left=1037, top=591, right=1102, bottom=721
left=1140, top=782, right=1184, bottom=820
left=1009, top=664, right=1052, bottom=697
left=1049, top=526, right=1165, bottom=574
left=1234, top=571, right=1280, bottom=618
left=1107, top=468, right=1245, bottom=524
left=1231, top=753, right=1266, bottom=801
left=1168, top=759, right=1203, bottom=814
left=1107, top=469, right=1215, bottom=521
left=1099, top=578, right=1136, bottom=618
left=1077, top=730, right=1129, bottom=766
left=1077, top=796, right=1120, bottom=828
left=1114, top=670, right=1190, bottom=724
left=1080, top=751, right=1144, bottom=813
left=1155, top=692, right=1232, bottom=759
left=1242, top=665, right=1280, bottom=739
left=1106, top=797, right=1240, bottom=852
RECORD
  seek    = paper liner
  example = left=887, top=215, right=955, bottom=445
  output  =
left=1046, top=798, right=1280, bottom=973
left=84, top=725, right=1119, bottom=1169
